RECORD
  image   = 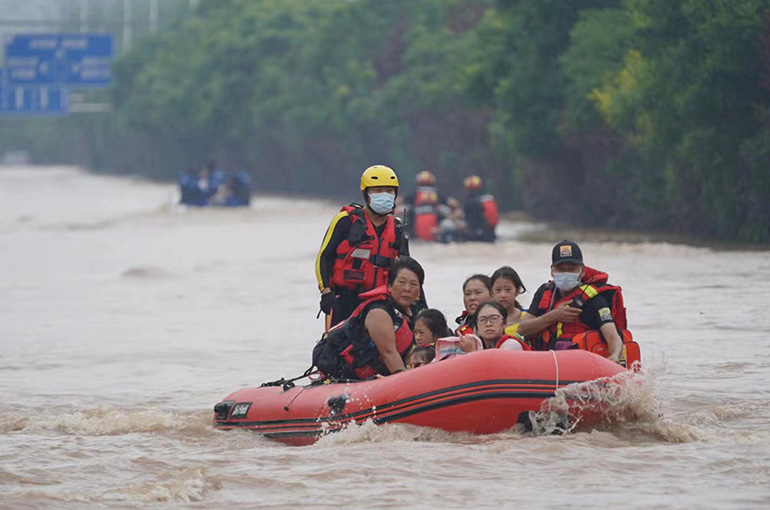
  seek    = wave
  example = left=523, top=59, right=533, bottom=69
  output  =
left=9, top=467, right=222, bottom=505
left=0, top=407, right=212, bottom=437
left=120, top=266, right=176, bottom=279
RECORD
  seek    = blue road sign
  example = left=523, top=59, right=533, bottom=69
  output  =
left=4, top=33, right=113, bottom=87
left=0, top=69, right=68, bottom=116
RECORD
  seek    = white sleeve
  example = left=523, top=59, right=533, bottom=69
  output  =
left=498, top=338, right=523, bottom=351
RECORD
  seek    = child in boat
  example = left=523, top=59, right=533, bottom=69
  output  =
left=490, top=266, right=527, bottom=336
left=413, top=309, right=451, bottom=346
left=406, top=345, right=436, bottom=369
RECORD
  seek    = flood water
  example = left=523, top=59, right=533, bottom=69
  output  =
left=1, top=165, right=769, bottom=509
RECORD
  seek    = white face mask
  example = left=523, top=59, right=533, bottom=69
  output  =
left=553, top=272, right=581, bottom=292
left=368, top=192, right=395, bottom=215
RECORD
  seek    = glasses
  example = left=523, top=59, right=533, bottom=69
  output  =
left=477, top=315, right=503, bottom=325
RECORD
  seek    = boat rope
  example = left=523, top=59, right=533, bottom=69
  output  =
left=550, top=350, right=559, bottom=393
left=260, top=366, right=318, bottom=392
left=283, top=385, right=308, bottom=412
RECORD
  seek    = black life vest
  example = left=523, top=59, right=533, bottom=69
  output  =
left=312, top=286, right=415, bottom=380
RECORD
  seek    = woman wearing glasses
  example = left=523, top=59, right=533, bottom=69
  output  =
left=459, top=301, right=531, bottom=352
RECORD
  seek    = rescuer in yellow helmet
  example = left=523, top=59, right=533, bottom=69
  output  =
left=315, top=165, right=410, bottom=328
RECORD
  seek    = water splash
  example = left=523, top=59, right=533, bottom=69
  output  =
left=531, top=368, right=702, bottom=443
left=315, top=419, right=471, bottom=446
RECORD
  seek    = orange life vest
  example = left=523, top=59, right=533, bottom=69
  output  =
left=414, top=186, right=439, bottom=241
left=317, top=286, right=415, bottom=379
left=571, top=330, right=641, bottom=371
left=480, top=194, right=499, bottom=228
left=330, top=205, right=402, bottom=291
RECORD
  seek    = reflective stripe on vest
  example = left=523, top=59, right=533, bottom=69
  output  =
left=555, top=284, right=599, bottom=337
left=538, top=283, right=602, bottom=341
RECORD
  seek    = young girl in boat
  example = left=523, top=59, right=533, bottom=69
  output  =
left=413, top=309, right=451, bottom=346
left=459, top=301, right=531, bottom=352
left=490, top=266, right=527, bottom=337
left=406, top=344, right=436, bottom=369
left=455, top=274, right=492, bottom=335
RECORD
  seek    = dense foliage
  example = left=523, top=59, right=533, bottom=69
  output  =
left=2, top=0, right=769, bottom=242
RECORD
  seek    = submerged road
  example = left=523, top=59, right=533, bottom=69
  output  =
left=1, top=165, right=769, bottom=509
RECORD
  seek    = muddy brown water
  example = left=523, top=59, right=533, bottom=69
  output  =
left=1, top=166, right=769, bottom=509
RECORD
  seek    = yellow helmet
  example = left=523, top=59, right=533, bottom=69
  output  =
left=360, top=165, right=399, bottom=192
left=464, top=175, right=483, bottom=190
left=416, top=170, right=436, bottom=186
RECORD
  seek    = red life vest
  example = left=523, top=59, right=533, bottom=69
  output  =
left=414, top=186, right=439, bottom=241
left=494, top=334, right=532, bottom=351
left=533, top=267, right=640, bottom=368
left=454, top=311, right=474, bottom=336
left=330, top=205, right=401, bottom=291
left=480, top=194, right=499, bottom=228
left=534, top=267, right=624, bottom=340
left=414, top=186, right=439, bottom=207
left=320, top=286, right=415, bottom=379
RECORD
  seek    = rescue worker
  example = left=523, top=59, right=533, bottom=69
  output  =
left=316, top=165, right=409, bottom=328
left=517, top=240, right=623, bottom=363
left=462, top=175, right=498, bottom=242
left=411, top=170, right=440, bottom=241
left=312, top=256, right=424, bottom=379
left=178, top=168, right=205, bottom=206
left=228, top=170, right=252, bottom=206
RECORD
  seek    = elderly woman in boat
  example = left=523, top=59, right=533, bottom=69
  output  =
left=312, top=256, right=424, bottom=379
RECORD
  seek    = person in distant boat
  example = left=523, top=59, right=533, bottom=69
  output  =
left=412, top=308, right=451, bottom=346
left=229, top=170, right=252, bottom=206
left=458, top=301, right=531, bottom=353
left=312, top=256, right=424, bottom=379
left=178, top=167, right=206, bottom=206
left=315, top=165, right=410, bottom=328
left=462, top=175, right=498, bottom=243
left=206, top=161, right=227, bottom=195
left=490, top=266, right=527, bottom=336
left=435, top=196, right=466, bottom=243
left=517, top=240, right=623, bottom=362
left=455, top=274, right=492, bottom=335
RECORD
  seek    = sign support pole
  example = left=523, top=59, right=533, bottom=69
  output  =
left=122, top=0, right=132, bottom=50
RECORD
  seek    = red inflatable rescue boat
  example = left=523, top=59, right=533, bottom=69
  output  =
left=213, top=350, right=628, bottom=446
